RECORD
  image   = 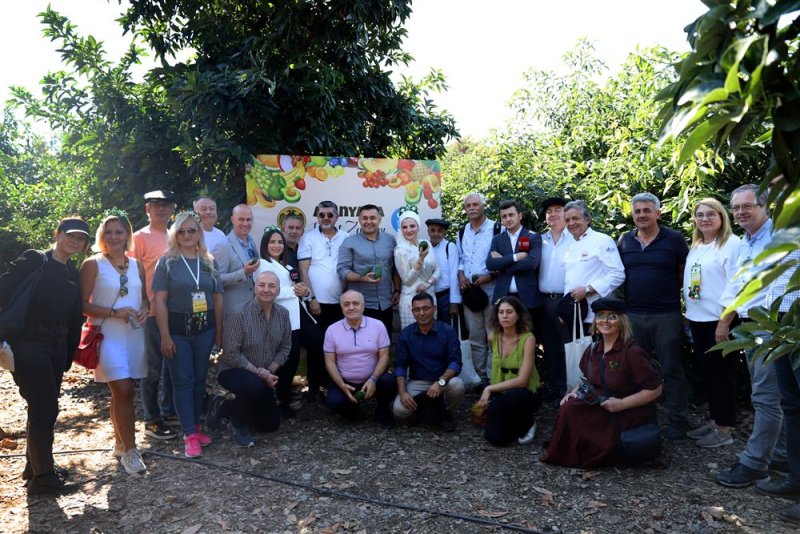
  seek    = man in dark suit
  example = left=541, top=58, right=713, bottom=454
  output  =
left=486, top=199, right=543, bottom=326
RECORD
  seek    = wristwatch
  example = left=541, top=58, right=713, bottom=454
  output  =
left=438, top=377, right=447, bottom=387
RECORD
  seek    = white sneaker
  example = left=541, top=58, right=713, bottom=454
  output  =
left=518, top=422, right=538, bottom=445
left=120, top=449, right=147, bottom=475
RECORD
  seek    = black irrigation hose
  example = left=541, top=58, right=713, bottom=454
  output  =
left=1, top=447, right=546, bottom=533
left=141, top=450, right=546, bottom=534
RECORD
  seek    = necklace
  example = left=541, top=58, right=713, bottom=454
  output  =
left=105, top=254, right=128, bottom=273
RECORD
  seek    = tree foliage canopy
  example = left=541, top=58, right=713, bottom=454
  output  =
left=441, top=40, right=768, bottom=236
left=9, top=0, right=457, bottom=234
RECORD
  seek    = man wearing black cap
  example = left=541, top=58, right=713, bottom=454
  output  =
left=425, top=218, right=461, bottom=325
left=131, top=190, right=178, bottom=440
left=537, top=197, right=575, bottom=400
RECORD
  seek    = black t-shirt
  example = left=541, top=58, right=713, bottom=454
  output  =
left=0, top=249, right=83, bottom=366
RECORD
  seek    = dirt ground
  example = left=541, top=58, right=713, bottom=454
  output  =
left=0, top=364, right=797, bottom=534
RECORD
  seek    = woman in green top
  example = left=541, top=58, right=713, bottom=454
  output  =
left=479, top=296, right=541, bottom=446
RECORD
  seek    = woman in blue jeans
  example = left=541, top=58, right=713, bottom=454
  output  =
left=153, top=212, right=223, bottom=458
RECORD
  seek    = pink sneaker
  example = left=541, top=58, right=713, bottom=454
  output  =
left=194, top=425, right=212, bottom=447
left=184, top=433, right=203, bottom=458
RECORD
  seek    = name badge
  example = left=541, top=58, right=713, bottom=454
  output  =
left=192, top=291, right=208, bottom=313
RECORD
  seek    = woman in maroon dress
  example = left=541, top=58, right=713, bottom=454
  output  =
left=541, top=297, right=662, bottom=468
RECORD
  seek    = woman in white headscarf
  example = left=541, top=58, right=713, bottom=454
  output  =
left=394, top=209, right=440, bottom=329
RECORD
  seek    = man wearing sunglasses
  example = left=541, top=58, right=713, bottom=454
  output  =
left=216, top=204, right=260, bottom=317
left=130, top=190, right=178, bottom=441
left=298, top=201, right=348, bottom=334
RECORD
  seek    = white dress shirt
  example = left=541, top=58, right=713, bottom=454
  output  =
left=683, top=235, right=740, bottom=322
left=431, top=239, right=461, bottom=304
left=539, top=229, right=575, bottom=294
left=562, top=227, right=625, bottom=321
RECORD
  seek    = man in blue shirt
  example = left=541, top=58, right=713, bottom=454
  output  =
left=393, top=293, right=465, bottom=431
left=618, top=192, right=689, bottom=439
left=714, top=184, right=787, bottom=488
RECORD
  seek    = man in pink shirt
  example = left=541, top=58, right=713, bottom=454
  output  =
left=129, top=190, right=178, bottom=440
left=323, top=290, right=396, bottom=428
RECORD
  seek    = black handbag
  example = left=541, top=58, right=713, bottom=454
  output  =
left=0, top=251, right=48, bottom=339
left=619, top=422, right=662, bottom=465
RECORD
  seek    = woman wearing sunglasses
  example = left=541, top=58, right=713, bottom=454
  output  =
left=542, top=297, right=662, bottom=467
left=153, top=212, right=223, bottom=458
left=79, top=212, right=148, bottom=474
left=0, top=217, right=89, bottom=494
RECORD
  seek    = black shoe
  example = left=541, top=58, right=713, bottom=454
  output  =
left=769, top=459, right=790, bottom=475
left=144, top=419, right=178, bottom=440
left=228, top=420, right=255, bottom=448
left=375, top=410, right=395, bottom=429
left=27, top=472, right=81, bottom=496
left=23, top=462, right=69, bottom=482
left=162, top=414, right=180, bottom=427
left=780, top=503, right=800, bottom=526
left=205, top=394, right=226, bottom=432
left=755, top=479, right=800, bottom=498
left=278, top=403, right=296, bottom=419
left=715, top=462, right=769, bottom=488
left=440, top=412, right=456, bottom=432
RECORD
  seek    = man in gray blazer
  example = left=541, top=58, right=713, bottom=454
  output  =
left=215, top=204, right=260, bottom=317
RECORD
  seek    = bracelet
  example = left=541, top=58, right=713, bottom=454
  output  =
left=368, top=376, right=378, bottom=383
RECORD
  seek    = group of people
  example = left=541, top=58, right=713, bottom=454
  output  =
left=1, top=185, right=798, bottom=526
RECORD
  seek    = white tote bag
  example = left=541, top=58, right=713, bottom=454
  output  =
left=457, top=322, right=481, bottom=387
left=564, top=302, right=592, bottom=391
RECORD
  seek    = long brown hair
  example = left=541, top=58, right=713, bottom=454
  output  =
left=489, top=296, right=533, bottom=336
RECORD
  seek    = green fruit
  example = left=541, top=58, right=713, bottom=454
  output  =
left=418, top=240, right=428, bottom=251
left=283, top=188, right=301, bottom=202
left=354, top=390, right=366, bottom=401
left=373, top=264, right=382, bottom=279
left=361, top=266, right=373, bottom=277
left=267, top=181, right=284, bottom=200
left=405, top=187, right=423, bottom=204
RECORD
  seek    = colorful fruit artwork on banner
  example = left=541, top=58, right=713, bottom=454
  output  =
left=245, top=155, right=441, bottom=210
left=245, top=155, right=443, bottom=239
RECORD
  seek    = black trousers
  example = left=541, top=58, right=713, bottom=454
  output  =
left=689, top=320, right=737, bottom=427
left=536, top=297, right=569, bottom=396
left=315, top=302, right=344, bottom=337
left=484, top=387, right=541, bottom=446
left=364, top=306, right=394, bottom=339
left=277, top=306, right=325, bottom=403
left=218, top=368, right=280, bottom=432
left=12, top=330, right=68, bottom=477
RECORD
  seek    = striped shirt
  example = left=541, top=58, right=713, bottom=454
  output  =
left=220, top=298, right=291, bottom=371
left=765, top=248, right=800, bottom=313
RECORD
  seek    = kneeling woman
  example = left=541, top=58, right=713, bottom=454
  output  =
left=480, top=296, right=541, bottom=446
left=542, top=297, right=662, bottom=467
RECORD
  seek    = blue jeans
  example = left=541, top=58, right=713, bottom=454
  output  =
left=164, top=327, right=215, bottom=435
left=140, top=316, right=174, bottom=422
left=740, top=346, right=787, bottom=471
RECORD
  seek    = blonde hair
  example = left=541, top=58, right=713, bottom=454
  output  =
left=691, top=198, right=733, bottom=248
left=591, top=312, right=633, bottom=342
left=94, top=215, right=134, bottom=253
left=165, top=212, right=215, bottom=270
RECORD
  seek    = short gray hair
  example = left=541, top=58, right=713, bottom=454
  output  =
left=563, top=200, right=591, bottom=221
left=463, top=192, right=485, bottom=206
left=631, top=193, right=660, bottom=209
left=731, top=183, right=768, bottom=207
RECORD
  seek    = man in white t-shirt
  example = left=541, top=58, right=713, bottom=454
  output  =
left=193, top=196, right=227, bottom=255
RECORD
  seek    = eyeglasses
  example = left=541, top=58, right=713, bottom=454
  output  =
left=119, top=274, right=129, bottom=297
left=731, top=203, right=758, bottom=213
left=411, top=305, right=434, bottom=313
left=317, top=212, right=336, bottom=219
left=595, top=313, right=619, bottom=322
left=694, top=211, right=718, bottom=220
left=177, top=228, right=197, bottom=235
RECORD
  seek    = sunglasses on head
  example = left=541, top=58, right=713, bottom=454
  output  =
left=119, top=274, right=129, bottom=297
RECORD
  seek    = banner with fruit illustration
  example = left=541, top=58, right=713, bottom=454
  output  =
left=245, top=155, right=442, bottom=238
